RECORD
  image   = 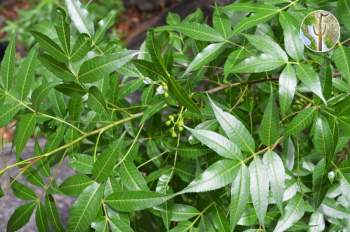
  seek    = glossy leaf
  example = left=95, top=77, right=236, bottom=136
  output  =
left=55, top=8, right=71, bottom=54
left=279, top=64, right=297, bottom=115
left=45, top=195, right=65, bottom=232
left=39, top=54, right=76, bottom=81
left=65, top=0, right=94, bottom=36
left=313, top=116, right=334, bottom=164
left=182, top=159, right=240, bottom=193
left=36, top=202, right=49, bottom=232
left=105, top=191, right=170, bottom=212
left=15, top=49, right=37, bottom=100
left=230, top=53, right=286, bottom=73
left=7, top=202, right=36, bottom=232
left=249, top=157, right=269, bottom=225
left=60, top=175, right=94, bottom=196
left=209, top=97, right=255, bottom=153
left=259, top=93, right=279, bottom=146
left=14, top=113, right=36, bottom=159
left=1, top=33, right=16, bottom=90
left=11, top=179, right=37, bottom=200
left=312, top=159, right=328, bottom=209
left=229, top=163, right=250, bottom=231
left=284, top=107, right=316, bottom=136
left=169, top=22, right=225, bottom=42
left=70, top=33, right=91, bottom=62
left=263, top=151, right=285, bottom=212
left=67, top=182, right=104, bottom=232
left=0, top=103, right=21, bottom=127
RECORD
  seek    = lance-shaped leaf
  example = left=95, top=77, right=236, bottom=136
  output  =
left=279, top=12, right=304, bottom=61
left=259, top=93, right=279, bottom=146
left=223, top=2, right=278, bottom=14
left=87, top=86, right=108, bottom=115
left=313, top=116, right=334, bottom=164
left=78, top=51, right=137, bottom=83
left=31, top=31, right=67, bottom=62
left=1, top=33, right=16, bottom=90
left=338, top=0, right=350, bottom=31
left=296, top=63, right=326, bottom=103
left=141, top=99, right=166, bottom=124
left=92, top=135, right=124, bottom=182
left=184, top=42, right=225, bottom=76
left=65, top=0, right=94, bottom=36
left=312, top=159, right=329, bottom=209
left=55, top=8, right=70, bottom=55
left=153, top=204, right=200, bottom=222
left=233, top=12, right=278, bottom=34
left=119, top=159, right=149, bottom=191
left=39, top=54, right=76, bottom=82
left=213, top=6, right=231, bottom=38
left=105, top=191, right=171, bottom=212
left=209, top=97, right=255, bottom=153
left=249, top=157, right=269, bottom=225
left=244, top=34, right=288, bottom=62
left=0, top=103, right=21, bottom=127
left=59, top=175, right=94, bottom=196
left=45, top=195, right=65, bottom=232
left=284, top=107, right=316, bottom=136
left=94, top=10, right=117, bottom=44
left=224, top=47, right=249, bottom=78
left=185, top=127, right=242, bottom=160
left=308, top=211, right=325, bottom=232
left=229, top=163, right=250, bottom=231
left=14, top=113, right=36, bottom=159
left=15, top=49, right=37, bottom=100
left=169, top=22, right=224, bottom=42
left=67, top=182, right=104, bottom=232
left=11, top=179, right=37, bottom=200
left=230, top=53, right=286, bottom=73
left=263, top=151, right=285, bottom=212
left=273, top=194, right=305, bottom=232
left=279, top=64, right=297, bottom=115
left=181, top=159, right=240, bottom=193
left=70, top=33, right=91, bottom=62
left=332, top=44, right=350, bottom=83
left=7, top=202, right=36, bottom=232
left=36, top=202, right=49, bottom=232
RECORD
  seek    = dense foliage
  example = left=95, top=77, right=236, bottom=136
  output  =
left=1, top=0, right=350, bottom=231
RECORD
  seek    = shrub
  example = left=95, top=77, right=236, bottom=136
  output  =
left=1, top=0, right=350, bottom=231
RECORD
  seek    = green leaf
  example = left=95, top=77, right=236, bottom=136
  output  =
left=7, top=202, right=36, bottom=232
left=308, top=211, right=325, bottom=232
left=94, top=10, right=116, bottom=44
left=332, top=44, right=350, bottom=83
left=31, top=30, right=67, bottom=62
left=69, top=153, right=94, bottom=174
left=15, top=49, right=37, bottom=100
left=87, top=86, right=108, bottom=115
left=70, top=33, right=91, bottom=62
left=14, top=113, right=36, bottom=159
left=259, top=93, right=279, bottom=146
left=185, top=127, right=242, bottom=161
left=55, top=7, right=71, bottom=55
left=209, top=97, right=255, bottom=153
left=337, top=0, right=350, bottom=31
left=244, top=34, right=288, bottom=62
left=153, top=204, right=200, bottom=222
left=229, top=164, right=250, bottom=231
left=119, top=159, right=149, bottom=191
left=1, top=33, right=16, bottom=90
left=312, top=159, right=328, bottom=209
left=39, top=54, right=76, bottom=81
left=65, top=0, right=94, bottom=36
left=230, top=53, right=286, bottom=73
left=182, top=159, right=240, bottom=193
left=223, top=2, right=278, bottom=14
left=279, top=12, right=304, bottom=61
left=296, top=63, right=326, bottom=103
left=92, top=136, right=124, bottom=182
left=67, top=182, right=105, bottom=232
left=60, top=175, right=94, bottom=196
left=233, top=12, right=278, bottom=34
left=105, top=191, right=170, bottom=212
left=0, top=103, right=21, bottom=127
left=273, top=194, right=305, bottom=232
left=169, top=22, right=225, bottom=42
left=45, top=195, right=65, bottom=232
left=36, top=202, right=49, bottom=232
left=279, top=64, right=297, bottom=115
left=55, top=82, right=86, bottom=97
left=184, top=42, right=225, bottom=76
left=224, top=47, right=249, bottom=78
left=313, top=116, right=334, bottom=164
left=262, top=151, right=285, bottom=212
left=141, top=99, right=166, bottom=124
left=249, top=157, right=269, bottom=225
left=284, top=107, right=316, bottom=136
left=78, top=51, right=137, bottom=83
left=213, top=6, right=231, bottom=39
left=11, top=179, right=37, bottom=200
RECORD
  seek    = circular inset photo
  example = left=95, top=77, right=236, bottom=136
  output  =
left=300, top=10, right=340, bottom=52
